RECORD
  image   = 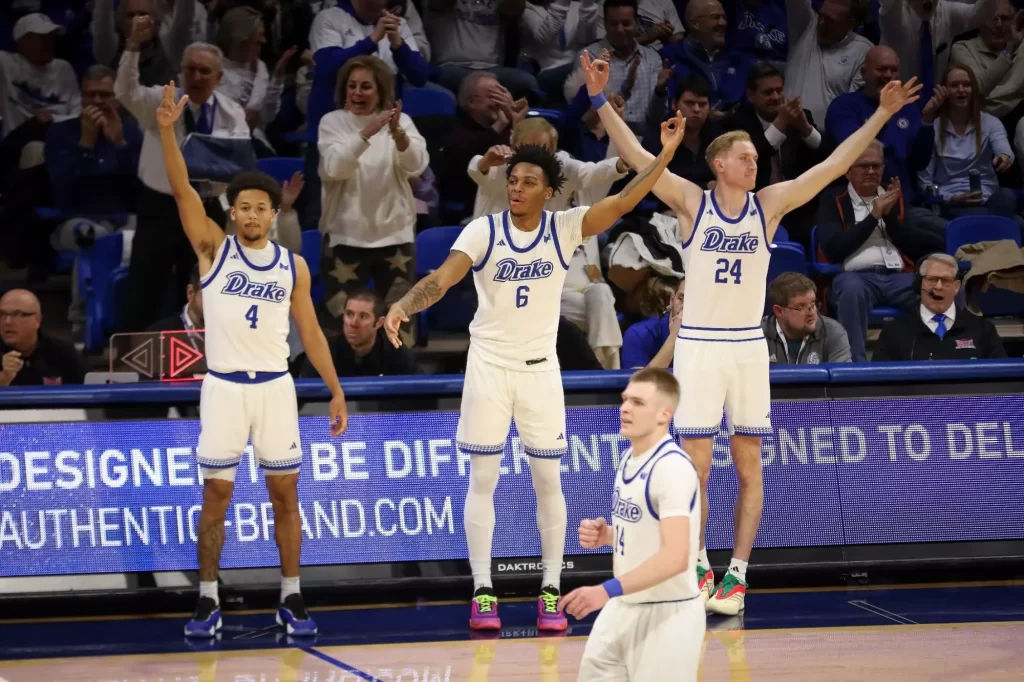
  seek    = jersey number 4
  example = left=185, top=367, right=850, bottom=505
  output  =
left=714, top=258, right=743, bottom=284
left=245, top=304, right=259, bottom=329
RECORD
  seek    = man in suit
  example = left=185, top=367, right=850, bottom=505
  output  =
left=722, top=61, right=827, bottom=244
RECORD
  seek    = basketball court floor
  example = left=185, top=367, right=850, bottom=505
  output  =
left=2, top=582, right=1022, bottom=681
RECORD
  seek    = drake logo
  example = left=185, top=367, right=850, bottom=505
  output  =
left=494, top=258, right=554, bottom=282
left=222, top=271, right=287, bottom=302
left=700, top=227, right=759, bottom=254
left=612, top=490, right=643, bottom=523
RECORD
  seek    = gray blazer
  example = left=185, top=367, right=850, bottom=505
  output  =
left=761, top=315, right=853, bottom=365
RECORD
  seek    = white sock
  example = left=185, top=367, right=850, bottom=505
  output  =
left=728, top=557, right=748, bottom=583
left=281, top=575, right=300, bottom=602
left=530, top=457, right=566, bottom=592
left=199, top=580, right=219, bottom=606
left=697, top=549, right=711, bottom=572
left=464, top=455, right=501, bottom=591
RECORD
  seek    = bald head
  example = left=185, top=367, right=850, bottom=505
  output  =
left=685, top=0, right=727, bottom=51
left=861, top=46, right=900, bottom=98
left=0, top=289, right=41, bottom=351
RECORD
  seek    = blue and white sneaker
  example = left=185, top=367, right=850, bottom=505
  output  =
left=276, top=593, right=317, bottom=636
left=184, top=597, right=222, bottom=638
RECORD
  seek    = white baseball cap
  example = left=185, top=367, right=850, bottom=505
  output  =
left=13, top=13, right=64, bottom=41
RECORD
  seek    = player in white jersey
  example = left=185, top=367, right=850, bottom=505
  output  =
left=581, top=51, right=921, bottom=614
left=155, top=83, right=348, bottom=638
left=563, top=368, right=703, bottom=681
left=383, top=122, right=687, bottom=631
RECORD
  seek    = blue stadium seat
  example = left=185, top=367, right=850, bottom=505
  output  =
left=415, top=226, right=476, bottom=344
left=257, top=157, right=303, bottom=185
left=301, top=230, right=323, bottom=305
left=945, top=215, right=1021, bottom=256
left=869, top=306, right=903, bottom=326
left=808, top=226, right=840, bottom=276
left=80, top=232, right=127, bottom=354
left=774, top=225, right=789, bottom=242
left=402, top=86, right=456, bottom=117
left=768, top=243, right=808, bottom=278
left=527, top=108, right=565, bottom=127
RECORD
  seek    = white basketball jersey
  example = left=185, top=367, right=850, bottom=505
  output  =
left=453, top=207, right=586, bottom=371
left=681, top=191, right=772, bottom=340
left=612, top=437, right=701, bottom=604
left=201, top=236, right=294, bottom=373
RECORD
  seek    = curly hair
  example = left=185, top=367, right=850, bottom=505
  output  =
left=227, top=172, right=282, bottom=210
left=505, top=144, right=567, bottom=195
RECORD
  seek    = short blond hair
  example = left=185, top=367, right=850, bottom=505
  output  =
left=705, top=130, right=753, bottom=169
left=629, top=368, right=681, bottom=410
left=512, top=117, right=558, bottom=149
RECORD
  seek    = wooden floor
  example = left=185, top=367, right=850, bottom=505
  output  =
left=2, top=622, right=1022, bottom=681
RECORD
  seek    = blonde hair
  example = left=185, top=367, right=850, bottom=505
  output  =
left=335, top=55, right=395, bottom=112
left=705, top=130, right=753, bottom=169
left=629, top=368, right=681, bottom=410
left=512, top=117, right=558, bottom=150
left=215, top=6, right=263, bottom=61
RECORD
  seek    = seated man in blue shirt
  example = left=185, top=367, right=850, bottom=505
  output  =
left=621, top=276, right=684, bottom=369
left=825, top=45, right=945, bottom=239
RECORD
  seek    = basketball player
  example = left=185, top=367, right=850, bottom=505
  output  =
left=155, top=83, right=348, bottom=638
left=563, top=368, right=703, bottom=681
left=581, top=51, right=921, bottom=615
left=382, top=118, right=687, bottom=631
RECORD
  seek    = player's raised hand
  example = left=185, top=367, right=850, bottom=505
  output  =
left=580, top=51, right=610, bottom=97
left=329, top=392, right=348, bottom=437
left=560, top=584, right=610, bottom=620
left=659, top=111, right=686, bottom=154
left=157, top=81, right=189, bottom=128
left=878, top=77, right=922, bottom=116
left=579, top=517, right=608, bottom=549
left=383, top=303, right=409, bottom=348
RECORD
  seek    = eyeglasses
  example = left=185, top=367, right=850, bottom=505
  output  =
left=0, top=310, right=37, bottom=321
left=782, top=303, right=818, bottom=313
left=922, top=275, right=957, bottom=287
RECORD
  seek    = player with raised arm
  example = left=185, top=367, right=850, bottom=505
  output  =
left=155, top=83, right=349, bottom=638
left=580, top=50, right=920, bottom=615
left=563, top=368, right=703, bottom=681
left=382, top=117, right=687, bottom=631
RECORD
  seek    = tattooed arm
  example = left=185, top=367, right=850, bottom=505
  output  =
left=580, top=113, right=686, bottom=238
left=382, top=250, right=474, bottom=348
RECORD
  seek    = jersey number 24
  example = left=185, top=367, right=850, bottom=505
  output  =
left=714, top=258, right=743, bottom=284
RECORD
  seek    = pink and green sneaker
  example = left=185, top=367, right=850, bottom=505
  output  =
left=536, top=585, right=567, bottom=631
left=470, top=587, right=501, bottom=630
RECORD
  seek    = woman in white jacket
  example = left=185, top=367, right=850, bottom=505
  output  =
left=318, top=55, right=428, bottom=340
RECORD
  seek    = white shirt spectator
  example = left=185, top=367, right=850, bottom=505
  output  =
left=114, top=50, right=250, bottom=195
left=522, top=0, right=603, bottom=73
left=318, top=110, right=429, bottom=249
left=159, top=0, right=208, bottom=45
left=843, top=182, right=900, bottom=271
left=879, top=0, right=1001, bottom=83
left=424, top=0, right=505, bottom=69
left=309, top=4, right=422, bottom=71
left=467, top=150, right=626, bottom=218
left=0, top=51, right=80, bottom=136
left=218, top=57, right=284, bottom=127
left=561, top=236, right=623, bottom=367
left=92, top=0, right=196, bottom=76
left=784, top=0, right=872, bottom=125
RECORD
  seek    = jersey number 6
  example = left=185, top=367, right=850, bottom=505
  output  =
left=245, top=304, right=259, bottom=329
left=516, top=285, right=530, bottom=308
left=714, top=258, right=743, bottom=284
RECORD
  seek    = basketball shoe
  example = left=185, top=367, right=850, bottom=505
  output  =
left=276, top=593, right=317, bottom=636
left=470, top=586, right=501, bottom=630
left=697, top=566, right=715, bottom=603
left=536, top=585, right=567, bottom=631
left=184, top=597, right=222, bottom=638
left=706, top=572, right=746, bottom=616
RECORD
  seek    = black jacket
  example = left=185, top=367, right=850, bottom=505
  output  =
left=873, top=306, right=1007, bottom=361
left=721, top=102, right=827, bottom=191
left=302, top=328, right=417, bottom=378
left=0, top=334, right=87, bottom=386
left=815, top=185, right=914, bottom=268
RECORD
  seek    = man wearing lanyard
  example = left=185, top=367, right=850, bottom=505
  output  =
left=114, top=15, right=251, bottom=334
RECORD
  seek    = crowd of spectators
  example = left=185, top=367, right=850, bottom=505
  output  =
left=0, top=0, right=1020, bottom=387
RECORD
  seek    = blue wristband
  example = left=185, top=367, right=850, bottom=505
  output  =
left=590, top=92, right=608, bottom=110
left=602, top=578, right=623, bottom=598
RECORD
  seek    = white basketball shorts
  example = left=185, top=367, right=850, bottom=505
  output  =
left=456, top=349, right=567, bottom=458
left=577, top=597, right=706, bottom=681
left=673, top=335, right=772, bottom=438
left=196, top=370, right=302, bottom=475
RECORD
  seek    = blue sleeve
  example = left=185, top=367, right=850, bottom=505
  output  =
left=44, top=123, right=88, bottom=211
left=824, top=96, right=861, bottom=147
left=621, top=324, right=656, bottom=369
left=307, top=41, right=378, bottom=141
left=391, top=43, right=428, bottom=87
left=566, top=85, right=591, bottom=124
left=117, top=121, right=143, bottom=175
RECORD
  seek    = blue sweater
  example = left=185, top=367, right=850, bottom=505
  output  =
left=621, top=314, right=672, bottom=369
left=305, top=3, right=429, bottom=142
left=659, top=39, right=756, bottom=112
left=725, top=0, right=788, bottom=63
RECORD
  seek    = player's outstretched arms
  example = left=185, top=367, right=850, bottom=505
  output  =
left=579, top=518, right=614, bottom=549
left=579, top=51, right=702, bottom=218
left=291, top=255, right=348, bottom=436
left=156, top=81, right=225, bottom=266
left=758, top=78, right=922, bottom=235
left=581, top=112, right=686, bottom=237
left=383, top=250, right=474, bottom=348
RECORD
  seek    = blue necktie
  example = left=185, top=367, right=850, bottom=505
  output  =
left=197, top=103, right=211, bottom=135
left=919, top=21, right=935, bottom=108
left=558, top=27, right=566, bottom=50
left=933, top=313, right=947, bottom=339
